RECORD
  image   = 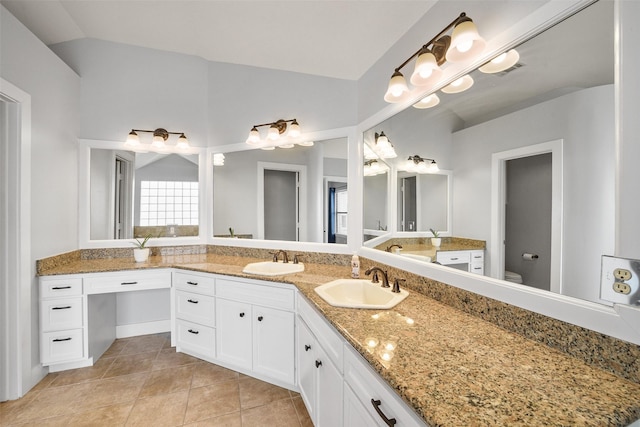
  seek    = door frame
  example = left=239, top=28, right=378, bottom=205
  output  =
left=323, top=176, right=347, bottom=243
left=0, top=78, right=32, bottom=400
left=257, top=162, right=307, bottom=241
left=491, top=139, right=563, bottom=293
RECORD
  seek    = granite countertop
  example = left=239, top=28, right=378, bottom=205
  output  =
left=40, top=254, right=640, bottom=426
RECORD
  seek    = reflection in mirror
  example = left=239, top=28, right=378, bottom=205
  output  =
left=213, top=138, right=347, bottom=243
left=397, top=171, right=450, bottom=233
left=363, top=156, right=389, bottom=242
left=90, top=149, right=199, bottom=240
left=361, top=0, right=614, bottom=305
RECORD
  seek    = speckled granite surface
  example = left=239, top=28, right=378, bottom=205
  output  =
left=37, top=250, right=640, bottom=426
left=374, top=237, right=486, bottom=259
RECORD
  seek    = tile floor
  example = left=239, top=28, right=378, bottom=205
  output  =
left=0, top=333, right=312, bottom=426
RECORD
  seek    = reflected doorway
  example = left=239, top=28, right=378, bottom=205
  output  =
left=264, top=169, right=299, bottom=241
left=399, top=176, right=417, bottom=231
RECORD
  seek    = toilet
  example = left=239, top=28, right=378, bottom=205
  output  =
left=504, top=270, right=523, bottom=284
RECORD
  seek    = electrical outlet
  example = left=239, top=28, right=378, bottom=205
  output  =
left=600, top=255, right=640, bottom=305
left=614, top=268, right=632, bottom=281
left=613, top=282, right=632, bottom=295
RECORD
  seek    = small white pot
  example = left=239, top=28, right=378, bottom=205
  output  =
left=431, top=237, right=441, bottom=247
left=133, top=248, right=150, bottom=263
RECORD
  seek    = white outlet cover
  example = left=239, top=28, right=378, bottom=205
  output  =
left=600, top=255, right=640, bottom=305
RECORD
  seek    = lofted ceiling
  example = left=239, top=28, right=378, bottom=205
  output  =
left=1, top=0, right=436, bottom=80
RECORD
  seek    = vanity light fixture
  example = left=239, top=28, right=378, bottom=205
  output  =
left=125, top=128, right=190, bottom=151
left=384, top=12, right=486, bottom=103
left=441, top=74, right=474, bottom=94
left=374, top=132, right=397, bottom=159
left=479, top=49, right=520, bottom=74
left=213, top=153, right=225, bottom=166
left=364, top=144, right=379, bottom=160
left=413, top=93, right=440, bottom=109
left=246, top=118, right=302, bottom=146
left=403, top=155, right=439, bottom=174
left=364, top=159, right=389, bottom=176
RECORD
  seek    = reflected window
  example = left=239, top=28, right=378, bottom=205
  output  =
left=139, top=181, right=199, bottom=226
left=336, top=187, right=348, bottom=235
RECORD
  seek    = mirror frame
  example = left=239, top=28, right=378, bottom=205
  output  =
left=355, top=0, right=640, bottom=345
left=78, top=138, right=208, bottom=248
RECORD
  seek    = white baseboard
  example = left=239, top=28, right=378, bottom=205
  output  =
left=116, top=320, right=171, bottom=338
left=47, top=357, right=94, bottom=373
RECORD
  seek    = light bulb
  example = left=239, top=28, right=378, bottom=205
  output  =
left=288, top=120, right=301, bottom=138
left=267, top=125, right=280, bottom=140
left=125, top=131, right=139, bottom=147
left=246, top=127, right=260, bottom=145
left=176, top=134, right=189, bottom=150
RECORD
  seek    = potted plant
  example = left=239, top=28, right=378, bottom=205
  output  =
left=429, top=228, right=441, bottom=247
left=132, top=234, right=152, bottom=262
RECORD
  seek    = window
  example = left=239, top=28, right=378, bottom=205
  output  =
left=335, top=187, right=348, bottom=235
left=139, top=181, right=198, bottom=226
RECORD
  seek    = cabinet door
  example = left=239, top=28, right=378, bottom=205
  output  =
left=316, top=346, right=343, bottom=427
left=344, top=384, right=377, bottom=427
left=296, top=319, right=318, bottom=424
left=216, top=298, right=252, bottom=370
left=253, top=306, right=295, bottom=384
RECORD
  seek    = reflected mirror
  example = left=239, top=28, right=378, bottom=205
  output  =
left=213, top=138, right=348, bottom=243
left=397, top=171, right=450, bottom=233
left=90, top=149, right=199, bottom=240
left=363, top=154, right=390, bottom=242
left=363, top=0, right=614, bottom=305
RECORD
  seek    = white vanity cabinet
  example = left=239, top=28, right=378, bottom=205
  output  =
left=297, top=310, right=344, bottom=427
left=215, top=277, right=296, bottom=387
left=174, top=271, right=216, bottom=360
left=344, top=346, right=426, bottom=427
left=436, top=249, right=485, bottom=275
left=40, top=276, right=84, bottom=366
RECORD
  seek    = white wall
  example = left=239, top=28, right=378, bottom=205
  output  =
left=1, top=5, right=80, bottom=392
left=452, top=85, right=615, bottom=303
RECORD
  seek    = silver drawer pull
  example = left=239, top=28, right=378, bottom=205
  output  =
left=121, top=281, right=137, bottom=285
left=187, top=299, right=199, bottom=304
left=371, top=399, right=397, bottom=426
left=450, top=257, right=459, bottom=260
left=51, top=306, right=72, bottom=310
left=188, top=329, right=199, bottom=334
left=53, top=337, right=72, bottom=342
left=52, top=286, right=71, bottom=290
left=187, top=281, right=198, bottom=286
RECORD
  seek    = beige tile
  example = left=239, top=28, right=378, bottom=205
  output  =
left=28, top=373, right=59, bottom=392
left=241, top=398, right=302, bottom=427
left=68, top=402, right=133, bottom=426
left=139, top=364, right=195, bottom=398
left=292, top=395, right=313, bottom=427
left=101, top=338, right=129, bottom=358
left=119, top=334, right=167, bottom=356
left=184, top=380, right=241, bottom=424
left=81, top=372, right=148, bottom=409
left=0, top=389, right=40, bottom=420
left=184, top=412, right=242, bottom=427
left=125, top=390, right=189, bottom=427
left=191, top=362, right=238, bottom=388
left=3, top=382, right=94, bottom=424
left=47, top=356, right=114, bottom=387
left=103, top=350, right=158, bottom=378
left=238, top=376, right=291, bottom=410
left=5, top=414, right=75, bottom=426
left=152, top=348, right=201, bottom=371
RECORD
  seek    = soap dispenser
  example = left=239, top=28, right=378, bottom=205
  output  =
left=351, top=253, right=360, bottom=278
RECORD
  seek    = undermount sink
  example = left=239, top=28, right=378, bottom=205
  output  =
left=314, top=279, right=409, bottom=309
left=242, top=261, right=304, bottom=276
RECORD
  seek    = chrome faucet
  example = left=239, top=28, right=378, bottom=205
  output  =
left=385, top=244, right=403, bottom=253
left=365, top=266, right=390, bottom=288
left=272, top=250, right=289, bottom=263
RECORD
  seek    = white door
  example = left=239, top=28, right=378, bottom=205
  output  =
left=215, top=299, right=252, bottom=370
left=253, top=306, right=295, bottom=384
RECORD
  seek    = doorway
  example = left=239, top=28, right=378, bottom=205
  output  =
left=399, top=176, right=417, bottom=231
left=491, top=139, right=563, bottom=293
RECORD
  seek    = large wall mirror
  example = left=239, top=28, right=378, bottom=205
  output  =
left=212, top=137, right=348, bottom=244
left=362, top=0, right=614, bottom=306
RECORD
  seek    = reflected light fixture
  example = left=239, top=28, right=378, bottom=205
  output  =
left=413, top=93, right=440, bottom=109
left=403, top=155, right=439, bottom=174
left=213, top=153, right=225, bottom=166
left=479, top=49, right=520, bottom=73
left=125, top=128, right=190, bottom=151
left=364, top=159, right=389, bottom=176
left=441, top=74, right=474, bottom=94
left=384, top=12, right=485, bottom=103
left=374, top=132, right=397, bottom=159
left=246, top=118, right=309, bottom=147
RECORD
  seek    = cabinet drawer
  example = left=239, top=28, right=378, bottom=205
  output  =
left=217, top=278, right=294, bottom=311
left=40, top=297, right=83, bottom=332
left=174, top=271, right=215, bottom=295
left=41, top=329, right=84, bottom=365
left=297, top=293, right=344, bottom=373
left=436, top=251, right=471, bottom=265
left=40, top=277, right=82, bottom=298
left=176, top=290, right=215, bottom=326
left=344, top=347, right=425, bottom=427
left=470, top=250, right=485, bottom=262
left=470, top=265, right=485, bottom=275
left=84, top=270, right=171, bottom=294
left=176, top=319, right=215, bottom=358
